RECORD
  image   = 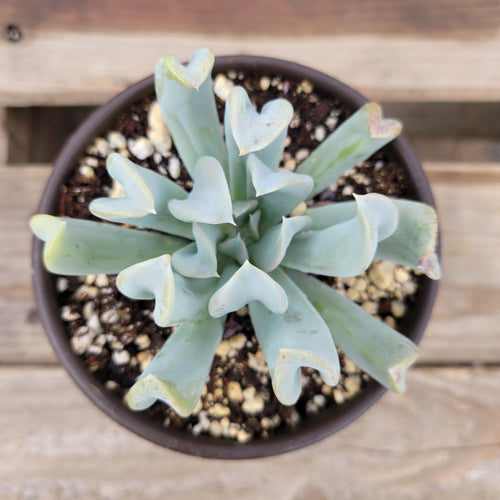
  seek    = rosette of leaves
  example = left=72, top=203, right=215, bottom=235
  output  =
left=30, top=48, right=441, bottom=417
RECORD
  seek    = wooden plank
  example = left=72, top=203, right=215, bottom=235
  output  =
left=2, top=32, right=500, bottom=106
left=1, top=365, right=499, bottom=499
left=3, top=0, right=500, bottom=37
left=420, top=163, right=500, bottom=362
left=0, top=165, right=56, bottom=364
left=1, top=162, right=499, bottom=364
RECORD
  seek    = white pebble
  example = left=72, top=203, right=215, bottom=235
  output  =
left=60, top=306, right=80, bottom=322
left=134, top=334, right=151, bottom=350
left=342, top=185, right=354, bottom=197
left=314, top=125, right=327, bottom=142
left=283, top=158, right=297, bottom=171
left=242, top=387, right=265, bottom=415
left=71, top=334, right=93, bottom=355
left=107, top=131, right=127, bottom=150
left=248, top=350, right=268, bottom=373
left=208, top=403, right=231, bottom=418
left=100, top=308, right=120, bottom=324
left=87, top=314, right=102, bottom=334
left=168, top=157, right=181, bottom=179
left=209, top=420, right=223, bottom=438
left=325, top=115, right=338, bottom=130
left=84, top=156, right=99, bottom=168
left=236, top=429, right=252, bottom=444
left=112, top=349, right=130, bottom=366
left=79, top=165, right=95, bottom=180
left=82, top=301, right=96, bottom=320
left=290, top=202, right=307, bottom=217
left=57, top=278, right=69, bottom=293
left=213, top=74, right=235, bottom=101
left=368, top=261, right=396, bottom=290
left=95, top=274, right=109, bottom=287
left=128, top=137, right=154, bottom=160
left=391, top=301, right=407, bottom=318
left=295, top=148, right=310, bottom=162
left=227, top=381, right=244, bottom=403
left=259, top=76, right=271, bottom=91
left=90, top=138, right=111, bottom=157
left=229, top=333, right=246, bottom=350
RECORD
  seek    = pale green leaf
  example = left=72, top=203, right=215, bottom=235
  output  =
left=30, top=215, right=187, bottom=275
left=224, top=86, right=293, bottom=199
left=125, top=314, right=225, bottom=415
left=287, top=269, right=418, bottom=392
left=247, top=154, right=313, bottom=226
left=375, top=199, right=441, bottom=279
left=155, top=48, right=226, bottom=173
left=168, top=156, right=235, bottom=225
left=283, top=193, right=398, bottom=277
left=172, top=223, right=221, bottom=278
left=116, top=254, right=217, bottom=327
left=208, top=260, right=288, bottom=318
left=89, top=153, right=192, bottom=239
left=296, top=103, right=402, bottom=196
left=249, top=216, right=311, bottom=272
left=249, top=268, right=340, bottom=405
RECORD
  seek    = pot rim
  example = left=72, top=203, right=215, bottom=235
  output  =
left=32, top=54, right=439, bottom=459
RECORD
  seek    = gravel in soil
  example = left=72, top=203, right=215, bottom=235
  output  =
left=54, top=70, right=420, bottom=442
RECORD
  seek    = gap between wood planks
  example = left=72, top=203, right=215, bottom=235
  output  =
left=5, top=102, right=500, bottom=164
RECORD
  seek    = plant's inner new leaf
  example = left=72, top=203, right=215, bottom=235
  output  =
left=89, top=153, right=192, bottom=239
left=125, top=314, right=225, bottom=416
left=283, top=193, right=398, bottom=277
left=172, top=223, right=221, bottom=278
left=288, top=269, right=418, bottom=392
left=227, top=86, right=293, bottom=158
left=296, top=103, right=402, bottom=196
left=249, top=268, right=340, bottom=405
left=117, top=254, right=217, bottom=327
left=30, top=215, right=187, bottom=275
left=218, top=233, right=249, bottom=265
left=249, top=216, right=311, bottom=272
left=208, top=260, right=288, bottom=317
left=224, top=87, right=293, bottom=199
left=247, top=154, right=313, bottom=226
left=169, top=156, right=235, bottom=225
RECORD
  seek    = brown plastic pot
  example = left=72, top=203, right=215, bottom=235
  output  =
left=32, top=55, right=439, bottom=459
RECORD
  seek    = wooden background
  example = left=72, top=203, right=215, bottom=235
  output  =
left=1, top=1, right=499, bottom=498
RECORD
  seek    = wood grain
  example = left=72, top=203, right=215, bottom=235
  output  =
left=1, top=162, right=499, bottom=364
left=3, top=0, right=500, bottom=37
left=2, top=32, right=500, bottom=106
left=1, top=366, right=499, bottom=499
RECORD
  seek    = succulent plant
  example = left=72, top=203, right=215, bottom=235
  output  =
left=30, top=48, right=441, bottom=417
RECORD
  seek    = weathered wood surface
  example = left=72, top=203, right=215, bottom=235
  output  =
left=1, top=162, right=499, bottom=365
left=1, top=5, right=499, bottom=495
left=3, top=0, right=500, bottom=36
left=1, top=366, right=499, bottom=499
left=2, top=32, right=500, bottom=105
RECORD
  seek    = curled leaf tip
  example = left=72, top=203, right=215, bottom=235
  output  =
left=388, top=351, right=418, bottom=393
left=418, top=252, right=442, bottom=280
left=157, top=48, right=214, bottom=89
left=367, top=102, right=402, bottom=139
